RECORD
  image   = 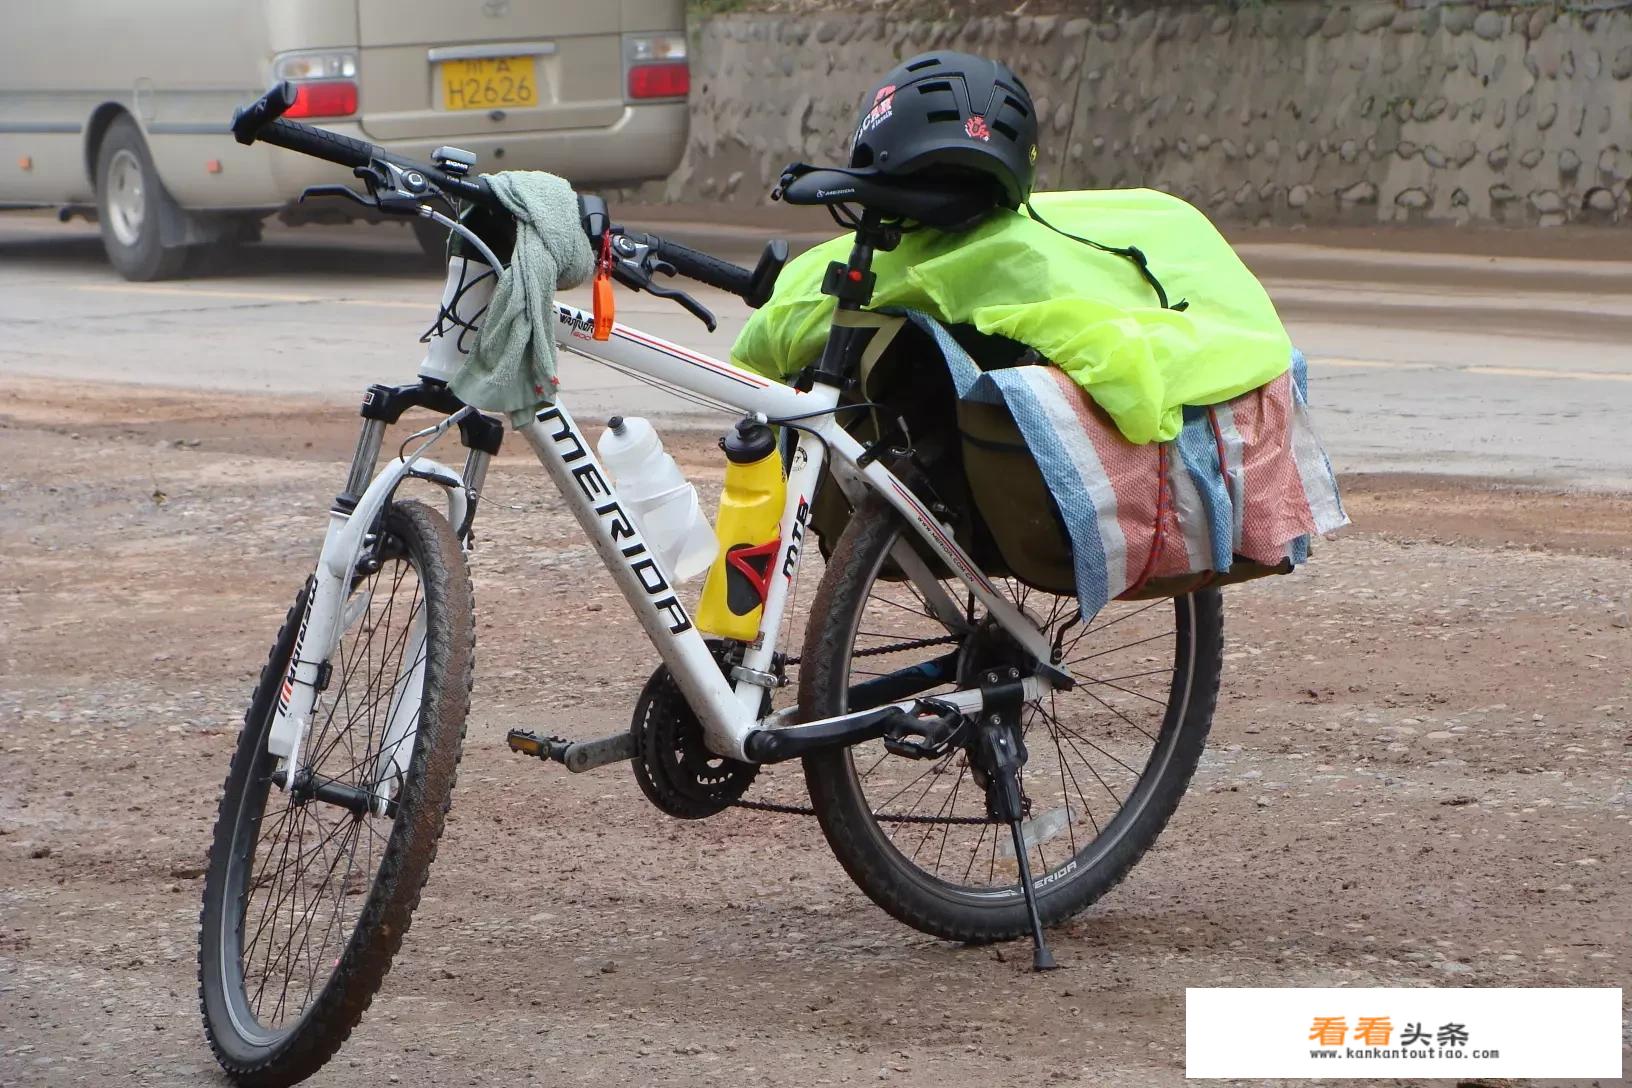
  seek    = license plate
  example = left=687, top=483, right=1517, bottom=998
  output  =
left=439, top=56, right=538, bottom=111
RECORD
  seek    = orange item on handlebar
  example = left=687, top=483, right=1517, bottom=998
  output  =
left=592, top=230, right=615, bottom=341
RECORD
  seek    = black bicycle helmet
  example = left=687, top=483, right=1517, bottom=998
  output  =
left=849, top=52, right=1038, bottom=209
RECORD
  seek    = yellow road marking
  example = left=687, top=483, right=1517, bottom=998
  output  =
left=1313, top=356, right=1630, bottom=383
left=73, top=283, right=428, bottom=308
left=335, top=298, right=436, bottom=310
left=1313, top=358, right=1433, bottom=370
left=74, top=283, right=325, bottom=303
left=1465, top=365, right=1632, bottom=383
left=55, top=287, right=1632, bottom=384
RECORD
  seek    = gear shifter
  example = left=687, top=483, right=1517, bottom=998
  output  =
left=605, top=233, right=718, bottom=332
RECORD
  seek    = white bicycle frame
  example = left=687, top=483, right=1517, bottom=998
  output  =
left=265, top=274, right=1067, bottom=785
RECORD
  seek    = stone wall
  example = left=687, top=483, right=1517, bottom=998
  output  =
left=636, top=1, right=1632, bottom=226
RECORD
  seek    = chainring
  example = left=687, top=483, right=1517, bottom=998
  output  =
left=630, top=645, right=759, bottom=820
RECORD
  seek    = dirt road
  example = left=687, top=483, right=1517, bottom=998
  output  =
left=1, top=378, right=1627, bottom=1086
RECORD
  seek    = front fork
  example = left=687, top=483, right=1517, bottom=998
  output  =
left=266, top=384, right=500, bottom=804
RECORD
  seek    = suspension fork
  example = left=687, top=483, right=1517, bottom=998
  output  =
left=264, top=383, right=501, bottom=782
left=342, top=380, right=504, bottom=543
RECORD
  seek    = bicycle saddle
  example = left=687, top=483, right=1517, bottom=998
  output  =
left=776, top=163, right=997, bottom=230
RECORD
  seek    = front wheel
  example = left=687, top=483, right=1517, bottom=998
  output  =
left=800, top=498, right=1223, bottom=944
left=199, top=500, right=473, bottom=1086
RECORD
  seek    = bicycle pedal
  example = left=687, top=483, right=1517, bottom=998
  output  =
left=506, top=729, right=636, bottom=774
left=882, top=700, right=967, bottom=760
left=506, top=729, right=567, bottom=760
left=882, top=734, right=945, bottom=760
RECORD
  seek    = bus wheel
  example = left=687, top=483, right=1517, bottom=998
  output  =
left=95, top=115, right=192, bottom=281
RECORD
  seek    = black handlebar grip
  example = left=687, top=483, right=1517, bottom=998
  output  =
left=257, top=118, right=380, bottom=171
left=649, top=237, right=756, bottom=299
left=231, top=81, right=297, bottom=145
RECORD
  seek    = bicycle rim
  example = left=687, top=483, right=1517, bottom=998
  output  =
left=215, top=542, right=431, bottom=1042
left=823, top=525, right=1202, bottom=902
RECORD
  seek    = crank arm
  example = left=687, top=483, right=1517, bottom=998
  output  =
left=507, top=729, right=636, bottom=773
left=742, top=704, right=917, bottom=763
left=742, top=681, right=1048, bottom=763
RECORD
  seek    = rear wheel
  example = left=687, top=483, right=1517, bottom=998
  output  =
left=198, top=501, right=473, bottom=1086
left=94, top=115, right=192, bottom=281
left=801, top=498, right=1223, bottom=943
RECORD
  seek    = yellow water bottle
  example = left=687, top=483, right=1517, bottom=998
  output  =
left=696, top=418, right=786, bottom=641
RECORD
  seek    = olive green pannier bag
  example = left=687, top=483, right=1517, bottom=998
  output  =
left=808, top=314, right=1306, bottom=605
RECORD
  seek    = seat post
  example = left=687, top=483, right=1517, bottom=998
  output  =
left=808, top=211, right=899, bottom=387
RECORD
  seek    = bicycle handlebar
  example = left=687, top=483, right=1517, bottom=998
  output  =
left=628, top=233, right=787, bottom=309
left=649, top=236, right=755, bottom=297
left=231, top=82, right=783, bottom=307
left=258, top=117, right=378, bottom=172
left=233, top=81, right=499, bottom=209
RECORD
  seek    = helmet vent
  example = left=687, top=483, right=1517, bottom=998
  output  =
left=916, top=80, right=954, bottom=95
left=926, top=109, right=961, bottom=124
left=1003, top=95, right=1030, bottom=118
left=905, top=57, right=942, bottom=72
left=991, top=120, right=1019, bottom=141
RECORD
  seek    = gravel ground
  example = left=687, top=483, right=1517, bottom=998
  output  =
left=1, top=377, right=1628, bottom=1087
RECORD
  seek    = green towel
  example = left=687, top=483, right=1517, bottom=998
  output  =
left=450, top=171, right=595, bottom=427
left=732, top=188, right=1291, bottom=445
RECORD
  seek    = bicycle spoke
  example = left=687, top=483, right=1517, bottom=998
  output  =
left=1065, top=629, right=1171, bottom=668
left=840, top=528, right=1184, bottom=893
left=1071, top=683, right=1160, bottom=747
left=234, top=543, right=431, bottom=1032
left=930, top=762, right=969, bottom=876
left=1076, top=672, right=1169, bottom=706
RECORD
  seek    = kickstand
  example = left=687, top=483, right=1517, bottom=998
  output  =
left=974, top=693, right=1061, bottom=973
left=1005, top=816, right=1058, bottom=971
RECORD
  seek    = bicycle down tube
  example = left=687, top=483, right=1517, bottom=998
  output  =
left=508, top=301, right=1065, bottom=763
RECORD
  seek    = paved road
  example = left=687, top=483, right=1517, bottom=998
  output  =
left=2, top=211, right=1625, bottom=488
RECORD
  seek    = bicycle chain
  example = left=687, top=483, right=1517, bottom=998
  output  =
left=731, top=796, right=996, bottom=825
left=779, top=631, right=962, bottom=669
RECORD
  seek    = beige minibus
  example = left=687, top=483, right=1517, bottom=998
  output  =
left=0, top=0, right=688, bottom=278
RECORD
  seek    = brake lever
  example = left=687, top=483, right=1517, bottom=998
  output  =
left=299, top=184, right=378, bottom=210
left=603, top=236, right=718, bottom=332
left=645, top=279, right=717, bottom=332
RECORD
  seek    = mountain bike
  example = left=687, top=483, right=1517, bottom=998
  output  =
left=198, top=83, right=1224, bottom=1087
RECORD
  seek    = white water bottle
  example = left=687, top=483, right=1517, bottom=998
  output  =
left=596, top=416, right=719, bottom=583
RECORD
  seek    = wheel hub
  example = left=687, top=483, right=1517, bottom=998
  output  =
left=955, top=617, right=1030, bottom=689
left=106, top=148, right=146, bottom=247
